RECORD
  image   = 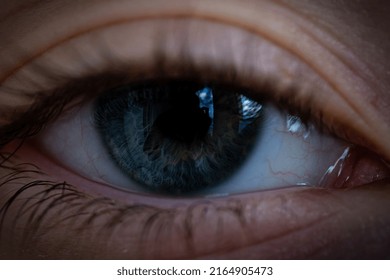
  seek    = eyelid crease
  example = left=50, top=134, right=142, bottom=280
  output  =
left=0, top=0, right=371, bottom=89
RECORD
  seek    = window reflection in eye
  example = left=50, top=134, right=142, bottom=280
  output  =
left=0, top=1, right=390, bottom=260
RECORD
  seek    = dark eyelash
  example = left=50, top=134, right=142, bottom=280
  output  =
left=0, top=72, right=122, bottom=148
left=0, top=163, right=163, bottom=257
left=0, top=68, right=318, bottom=151
left=0, top=94, right=71, bottom=149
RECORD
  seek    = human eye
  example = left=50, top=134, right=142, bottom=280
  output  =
left=0, top=0, right=390, bottom=259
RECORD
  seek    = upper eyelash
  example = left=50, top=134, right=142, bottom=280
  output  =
left=0, top=93, right=72, bottom=148
left=0, top=68, right=130, bottom=148
left=0, top=61, right=322, bottom=151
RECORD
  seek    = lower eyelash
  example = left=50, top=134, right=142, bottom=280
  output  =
left=0, top=168, right=160, bottom=257
left=0, top=152, right=251, bottom=258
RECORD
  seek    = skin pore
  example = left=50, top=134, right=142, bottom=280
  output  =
left=0, top=0, right=389, bottom=259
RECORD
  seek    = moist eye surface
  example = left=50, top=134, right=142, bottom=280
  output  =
left=94, top=80, right=263, bottom=195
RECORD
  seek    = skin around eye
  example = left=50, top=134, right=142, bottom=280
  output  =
left=0, top=0, right=389, bottom=259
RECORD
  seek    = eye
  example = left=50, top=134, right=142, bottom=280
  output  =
left=1, top=7, right=390, bottom=260
left=36, top=79, right=348, bottom=196
left=10, top=18, right=385, bottom=198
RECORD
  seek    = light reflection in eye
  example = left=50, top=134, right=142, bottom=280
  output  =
left=287, top=115, right=309, bottom=139
left=239, top=95, right=263, bottom=133
left=195, top=87, right=214, bottom=134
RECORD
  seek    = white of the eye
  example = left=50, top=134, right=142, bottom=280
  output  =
left=39, top=102, right=146, bottom=192
left=39, top=101, right=348, bottom=194
left=206, top=106, right=348, bottom=195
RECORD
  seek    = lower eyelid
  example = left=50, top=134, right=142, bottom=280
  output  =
left=0, top=155, right=337, bottom=259
left=2, top=159, right=390, bottom=259
left=2, top=140, right=390, bottom=259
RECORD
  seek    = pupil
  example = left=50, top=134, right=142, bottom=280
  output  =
left=154, top=107, right=211, bottom=143
left=153, top=98, right=211, bottom=144
left=94, top=81, right=263, bottom=195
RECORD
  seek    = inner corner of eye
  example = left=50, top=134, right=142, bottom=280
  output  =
left=36, top=78, right=359, bottom=198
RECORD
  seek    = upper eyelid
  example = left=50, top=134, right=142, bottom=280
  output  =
left=0, top=2, right=369, bottom=114
left=1, top=15, right=325, bottom=146
left=0, top=3, right=388, bottom=157
left=1, top=0, right=381, bottom=126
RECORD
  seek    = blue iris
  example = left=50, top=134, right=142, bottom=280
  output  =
left=94, top=81, right=263, bottom=195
